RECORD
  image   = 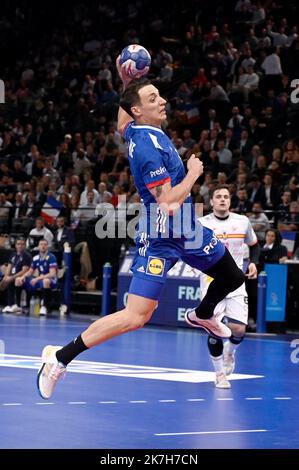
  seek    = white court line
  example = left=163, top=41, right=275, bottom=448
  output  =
left=159, top=399, right=176, bottom=403
left=129, top=400, right=147, bottom=403
left=35, top=402, right=54, bottom=405
left=98, top=401, right=118, bottom=404
left=2, top=403, right=23, bottom=406
left=216, top=398, right=234, bottom=401
left=245, top=397, right=263, bottom=400
left=187, top=398, right=205, bottom=402
left=274, top=397, right=292, bottom=400
left=68, top=401, right=87, bottom=405
left=155, top=429, right=267, bottom=437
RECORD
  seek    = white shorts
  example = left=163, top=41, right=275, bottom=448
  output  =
left=200, top=279, right=248, bottom=325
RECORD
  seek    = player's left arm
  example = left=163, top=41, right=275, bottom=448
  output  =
left=245, top=218, right=260, bottom=278
left=246, top=242, right=260, bottom=278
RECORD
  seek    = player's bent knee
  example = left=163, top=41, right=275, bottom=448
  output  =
left=43, top=279, right=51, bottom=288
left=229, top=323, right=246, bottom=337
left=124, top=307, right=154, bottom=331
left=207, top=335, right=223, bottom=357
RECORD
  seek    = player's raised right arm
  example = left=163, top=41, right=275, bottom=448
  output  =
left=116, top=55, right=134, bottom=136
left=149, top=154, right=203, bottom=211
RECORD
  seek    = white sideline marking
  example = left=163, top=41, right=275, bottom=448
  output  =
left=98, top=401, right=118, bottom=404
left=129, top=400, right=147, bottom=403
left=155, top=429, right=267, bottom=436
left=216, top=398, right=234, bottom=401
left=2, top=403, right=22, bottom=406
left=68, top=401, right=87, bottom=405
left=187, top=398, right=205, bottom=402
left=159, top=399, right=176, bottom=403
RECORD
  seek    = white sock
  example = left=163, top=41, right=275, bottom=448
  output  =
left=210, top=355, right=224, bottom=373
left=226, top=340, right=241, bottom=355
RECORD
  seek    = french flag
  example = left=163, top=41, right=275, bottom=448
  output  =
left=280, top=230, right=296, bottom=257
left=41, top=196, right=62, bottom=225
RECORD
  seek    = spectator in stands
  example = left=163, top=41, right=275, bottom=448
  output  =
left=278, top=201, right=299, bottom=232
left=247, top=175, right=266, bottom=207
left=1, top=238, right=32, bottom=314
left=248, top=202, right=270, bottom=243
left=0, top=193, right=13, bottom=233
left=23, top=191, right=41, bottom=218
left=231, top=188, right=252, bottom=213
left=259, top=229, right=288, bottom=266
left=53, top=216, right=75, bottom=252
left=263, top=173, right=281, bottom=210
left=11, top=192, right=26, bottom=220
left=27, top=216, right=54, bottom=250
left=15, top=239, right=58, bottom=316
left=78, top=190, right=97, bottom=222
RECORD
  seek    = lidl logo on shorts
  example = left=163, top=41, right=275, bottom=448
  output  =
left=146, top=256, right=165, bottom=276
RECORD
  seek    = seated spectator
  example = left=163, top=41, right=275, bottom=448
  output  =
left=259, top=229, right=288, bottom=266
left=248, top=202, right=270, bottom=243
left=231, top=188, right=252, bottom=213
left=23, top=191, right=42, bottom=218
left=78, top=190, right=97, bottom=222
left=11, top=192, right=26, bottom=219
left=278, top=201, right=299, bottom=232
left=53, top=216, right=75, bottom=252
left=27, top=216, right=54, bottom=250
left=15, top=239, right=58, bottom=316
left=0, top=193, right=13, bottom=233
left=216, top=139, right=233, bottom=171
left=263, top=173, right=281, bottom=210
left=1, top=238, right=32, bottom=314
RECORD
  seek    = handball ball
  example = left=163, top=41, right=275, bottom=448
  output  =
left=119, top=44, right=151, bottom=79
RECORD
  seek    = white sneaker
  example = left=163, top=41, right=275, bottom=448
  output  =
left=215, top=372, right=231, bottom=389
left=2, top=305, right=13, bottom=313
left=223, top=341, right=236, bottom=376
left=10, top=304, right=23, bottom=314
left=39, top=306, right=47, bottom=316
left=185, top=309, right=231, bottom=339
left=37, top=345, right=66, bottom=400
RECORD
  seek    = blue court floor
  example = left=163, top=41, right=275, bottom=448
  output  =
left=0, top=314, right=298, bottom=449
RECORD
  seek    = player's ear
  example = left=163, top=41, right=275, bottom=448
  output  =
left=131, top=105, right=141, bottom=117
left=210, top=199, right=213, bottom=207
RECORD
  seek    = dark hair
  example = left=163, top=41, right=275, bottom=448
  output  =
left=209, top=184, right=231, bottom=199
left=265, top=228, right=282, bottom=245
left=120, top=77, right=151, bottom=118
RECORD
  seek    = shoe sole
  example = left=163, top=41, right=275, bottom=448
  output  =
left=37, top=363, right=47, bottom=399
left=215, top=382, right=231, bottom=389
left=185, top=313, right=231, bottom=339
left=36, top=345, right=55, bottom=400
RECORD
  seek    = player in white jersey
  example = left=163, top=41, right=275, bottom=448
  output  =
left=199, top=185, right=260, bottom=388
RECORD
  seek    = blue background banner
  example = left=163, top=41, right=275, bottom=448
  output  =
left=265, top=264, right=288, bottom=322
left=117, top=255, right=200, bottom=328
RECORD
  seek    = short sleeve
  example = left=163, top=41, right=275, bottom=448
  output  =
left=49, top=254, right=58, bottom=269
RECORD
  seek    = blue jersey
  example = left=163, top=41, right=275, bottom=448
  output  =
left=124, top=122, right=198, bottom=239
left=31, top=252, right=58, bottom=276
